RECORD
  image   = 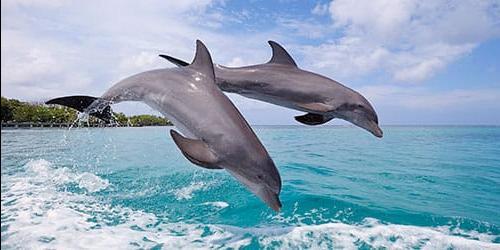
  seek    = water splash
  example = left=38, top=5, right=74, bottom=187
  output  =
left=110, top=112, right=122, bottom=127
left=67, top=99, right=120, bottom=129
left=86, top=99, right=111, bottom=114
left=171, top=181, right=215, bottom=200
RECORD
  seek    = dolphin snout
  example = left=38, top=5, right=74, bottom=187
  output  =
left=371, top=123, right=383, bottom=138
left=348, top=117, right=383, bottom=138
left=226, top=166, right=282, bottom=212
left=258, top=186, right=282, bottom=212
left=257, top=160, right=282, bottom=211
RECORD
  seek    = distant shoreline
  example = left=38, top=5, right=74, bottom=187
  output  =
left=0, top=122, right=173, bottom=129
left=1, top=96, right=172, bottom=127
left=2, top=123, right=499, bottom=130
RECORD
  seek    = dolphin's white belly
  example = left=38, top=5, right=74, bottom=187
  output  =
left=143, top=98, right=197, bottom=139
left=241, top=93, right=308, bottom=112
left=161, top=111, right=196, bottom=139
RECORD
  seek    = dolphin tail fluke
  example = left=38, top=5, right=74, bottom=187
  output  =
left=45, top=95, right=112, bottom=122
left=159, top=54, right=189, bottom=67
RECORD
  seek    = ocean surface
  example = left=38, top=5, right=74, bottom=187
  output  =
left=1, top=126, right=499, bottom=249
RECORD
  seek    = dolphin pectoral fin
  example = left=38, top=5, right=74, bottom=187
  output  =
left=170, top=130, right=221, bottom=170
left=295, top=102, right=332, bottom=113
left=159, top=54, right=189, bottom=67
left=295, top=113, right=334, bottom=125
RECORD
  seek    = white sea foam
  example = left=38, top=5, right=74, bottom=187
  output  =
left=23, top=159, right=109, bottom=193
left=1, top=160, right=499, bottom=249
left=171, top=181, right=214, bottom=200
left=203, top=201, right=230, bottom=209
left=75, top=172, right=110, bottom=193
left=254, top=218, right=499, bottom=249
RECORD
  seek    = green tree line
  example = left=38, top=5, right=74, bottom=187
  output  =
left=1, top=96, right=172, bottom=126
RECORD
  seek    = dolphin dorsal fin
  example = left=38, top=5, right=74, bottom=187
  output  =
left=188, top=40, right=216, bottom=80
left=267, top=41, right=297, bottom=67
left=159, top=54, right=189, bottom=67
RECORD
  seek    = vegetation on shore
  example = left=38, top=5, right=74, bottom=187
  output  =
left=1, top=96, right=172, bottom=126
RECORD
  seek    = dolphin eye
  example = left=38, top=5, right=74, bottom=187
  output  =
left=257, top=174, right=263, bottom=180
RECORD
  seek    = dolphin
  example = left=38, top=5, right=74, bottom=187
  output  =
left=46, top=40, right=282, bottom=211
left=160, top=41, right=383, bottom=138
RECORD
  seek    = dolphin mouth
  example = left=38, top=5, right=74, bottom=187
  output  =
left=226, top=169, right=282, bottom=212
left=257, top=186, right=282, bottom=212
left=357, top=119, right=383, bottom=138
left=371, top=124, right=383, bottom=138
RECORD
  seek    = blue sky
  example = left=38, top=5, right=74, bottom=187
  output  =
left=2, top=0, right=500, bottom=125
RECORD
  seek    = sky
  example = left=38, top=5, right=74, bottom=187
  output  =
left=2, top=0, right=500, bottom=125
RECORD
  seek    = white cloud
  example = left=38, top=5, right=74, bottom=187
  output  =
left=302, top=0, right=500, bottom=82
left=404, top=89, right=500, bottom=109
left=225, top=57, right=247, bottom=67
left=354, top=84, right=500, bottom=125
left=277, top=18, right=330, bottom=39
left=330, top=0, right=416, bottom=44
left=359, top=85, right=500, bottom=110
left=311, top=2, right=329, bottom=16
left=1, top=29, right=95, bottom=100
left=0, top=0, right=274, bottom=104
left=2, top=0, right=500, bottom=125
left=1, top=38, right=61, bottom=85
left=390, top=42, right=476, bottom=82
left=1, top=0, right=67, bottom=8
left=301, top=37, right=390, bottom=76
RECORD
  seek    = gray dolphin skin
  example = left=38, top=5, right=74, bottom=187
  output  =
left=160, top=41, right=383, bottom=138
left=46, top=40, right=282, bottom=211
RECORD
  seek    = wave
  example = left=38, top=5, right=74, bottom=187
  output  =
left=24, top=159, right=109, bottom=192
left=1, top=160, right=499, bottom=249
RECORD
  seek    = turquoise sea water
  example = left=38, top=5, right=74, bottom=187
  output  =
left=1, top=126, right=499, bottom=249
